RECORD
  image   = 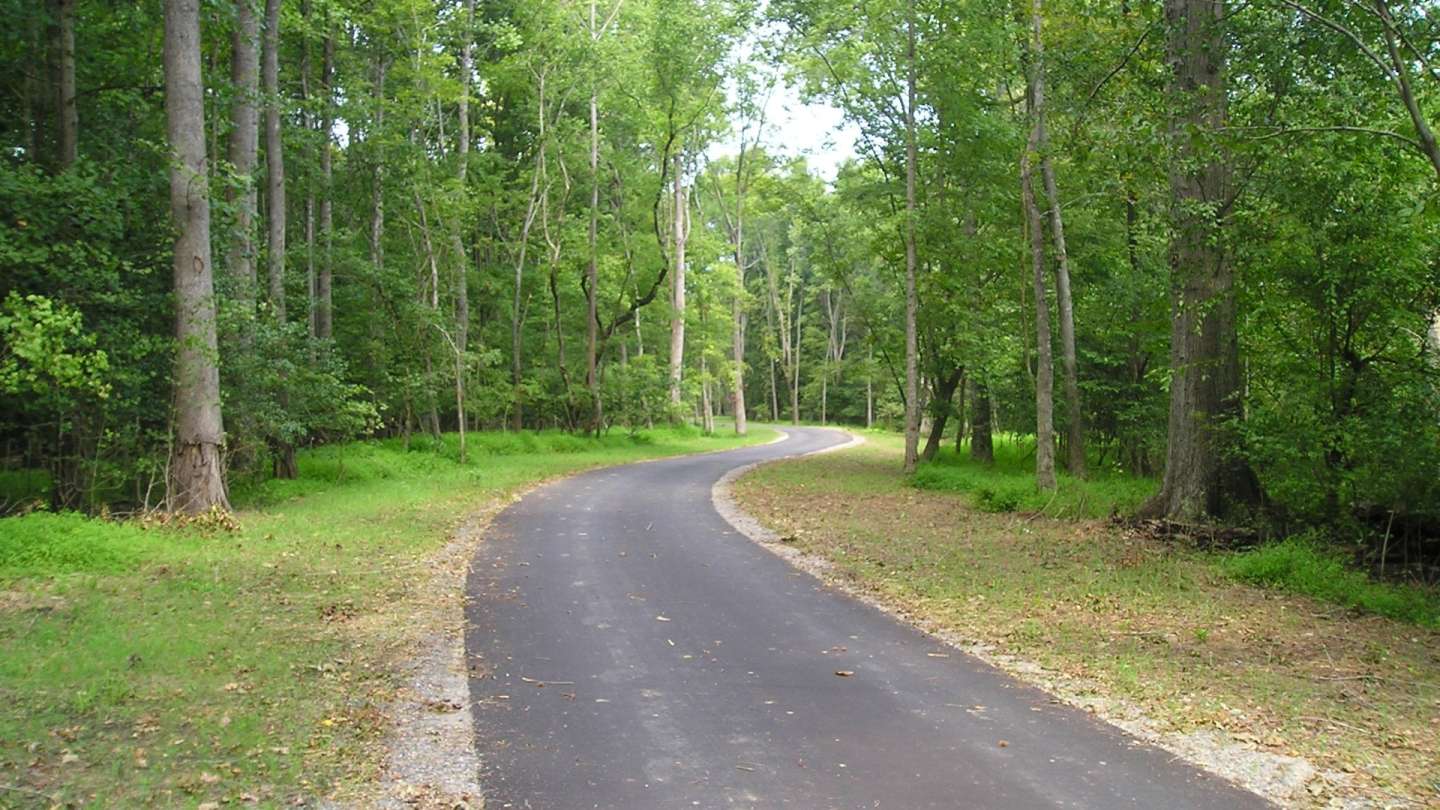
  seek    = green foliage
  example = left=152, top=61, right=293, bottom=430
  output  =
left=911, top=434, right=1157, bottom=518
left=1223, top=536, right=1440, bottom=628
left=0, top=511, right=151, bottom=577
left=0, top=292, right=110, bottom=400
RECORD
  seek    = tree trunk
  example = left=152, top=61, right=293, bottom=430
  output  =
left=452, top=0, right=474, bottom=361
left=585, top=0, right=602, bottom=433
left=921, top=367, right=964, bottom=462
left=1144, top=0, right=1258, bottom=522
left=53, top=0, right=78, bottom=168
left=300, top=0, right=315, bottom=337
left=971, top=380, right=994, bottom=464
left=370, top=57, right=387, bottom=304
left=261, top=0, right=286, bottom=322
left=316, top=27, right=334, bottom=339
left=164, top=0, right=229, bottom=514
left=1029, top=0, right=1085, bottom=477
left=732, top=151, right=749, bottom=436
left=668, top=156, right=687, bottom=406
left=1023, top=85, right=1057, bottom=491
left=226, top=0, right=260, bottom=308
left=902, top=1, right=921, bottom=473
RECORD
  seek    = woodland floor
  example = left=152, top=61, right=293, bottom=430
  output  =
left=732, top=433, right=1440, bottom=808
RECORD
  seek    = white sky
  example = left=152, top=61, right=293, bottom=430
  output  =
left=708, top=74, right=860, bottom=182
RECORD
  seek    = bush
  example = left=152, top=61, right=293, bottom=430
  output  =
left=1223, top=536, right=1440, bottom=628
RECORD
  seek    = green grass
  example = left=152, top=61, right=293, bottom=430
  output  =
left=1223, top=535, right=1440, bottom=628
left=0, top=423, right=772, bottom=807
left=912, top=433, right=1157, bottom=518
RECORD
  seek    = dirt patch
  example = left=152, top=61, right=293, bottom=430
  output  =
left=716, top=438, right=1440, bottom=809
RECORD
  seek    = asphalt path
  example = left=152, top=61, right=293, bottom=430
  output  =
left=464, top=426, right=1271, bottom=809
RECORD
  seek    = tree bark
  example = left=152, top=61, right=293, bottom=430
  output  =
left=1023, top=90, right=1057, bottom=491
left=53, top=0, right=77, bottom=168
left=164, top=0, right=229, bottom=513
left=731, top=160, right=749, bottom=436
left=1144, top=0, right=1258, bottom=522
left=452, top=0, right=474, bottom=360
left=902, top=0, right=921, bottom=473
left=921, top=367, right=964, bottom=462
left=668, top=155, right=688, bottom=406
left=585, top=0, right=602, bottom=433
left=316, top=26, right=334, bottom=339
left=1028, top=0, right=1085, bottom=477
left=261, top=0, right=286, bottom=323
left=226, top=0, right=260, bottom=309
left=971, top=380, right=994, bottom=464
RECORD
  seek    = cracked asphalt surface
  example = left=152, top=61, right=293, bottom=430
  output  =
left=464, top=427, right=1270, bottom=809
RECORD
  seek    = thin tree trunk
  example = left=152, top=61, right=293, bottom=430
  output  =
left=452, top=0, right=474, bottom=360
left=1029, top=0, right=1085, bottom=477
left=790, top=287, right=802, bottom=425
left=902, top=0, right=921, bottom=473
left=53, top=0, right=78, bottom=168
left=262, top=0, right=286, bottom=322
left=370, top=58, right=387, bottom=298
left=732, top=150, right=749, bottom=436
left=164, top=0, right=229, bottom=513
left=668, top=155, right=688, bottom=406
left=1023, top=88, right=1057, bottom=491
left=300, top=0, right=316, bottom=337
left=866, top=345, right=874, bottom=429
left=971, top=380, right=994, bottom=464
left=1144, top=0, right=1257, bottom=521
left=226, top=0, right=260, bottom=309
left=316, top=27, right=334, bottom=338
left=585, top=0, right=601, bottom=433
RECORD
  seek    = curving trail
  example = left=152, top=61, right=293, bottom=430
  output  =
left=464, top=427, right=1270, bottom=809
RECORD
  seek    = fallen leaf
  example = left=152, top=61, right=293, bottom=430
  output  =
left=655, top=615, right=671, bottom=622
left=834, top=670, right=854, bottom=677
left=998, top=740, right=1009, bottom=748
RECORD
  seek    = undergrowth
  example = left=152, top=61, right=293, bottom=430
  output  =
left=911, top=433, right=1156, bottom=518
left=1223, top=535, right=1440, bottom=628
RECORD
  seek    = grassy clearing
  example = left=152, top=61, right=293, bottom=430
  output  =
left=912, top=433, right=1156, bottom=518
left=0, top=424, right=771, bottom=807
left=735, top=432, right=1440, bottom=806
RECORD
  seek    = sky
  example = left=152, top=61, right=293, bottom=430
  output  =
left=708, top=77, right=861, bottom=182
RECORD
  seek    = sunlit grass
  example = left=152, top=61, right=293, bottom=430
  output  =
left=0, top=424, right=773, bottom=806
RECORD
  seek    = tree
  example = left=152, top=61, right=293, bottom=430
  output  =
left=261, top=0, right=286, bottom=322
left=227, top=0, right=260, bottom=310
left=164, top=0, right=229, bottom=513
left=1143, top=0, right=1258, bottom=522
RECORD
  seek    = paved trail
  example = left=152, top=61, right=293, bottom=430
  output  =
left=464, top=427, right=1269, bottom=809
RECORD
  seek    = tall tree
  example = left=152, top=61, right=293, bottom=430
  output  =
left=668, top=155, right=689, bottom=405
left=52, top=0, right=78, bottom=168
left=261, top=0, right=286, bottom=322
left=164, top=0, right=229, bottom=513
left=901, top=0, right=920, bottom=473
left=1028, top=0, right=1085, bottom=477
left=1144, top=0, right=1256, bottom=521
left=227, top=0, right=261, bottom=308
left=315, top=24, right=334, bottom=339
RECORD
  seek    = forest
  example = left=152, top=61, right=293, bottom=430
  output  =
left=3, top=0, right=1440, bottom=576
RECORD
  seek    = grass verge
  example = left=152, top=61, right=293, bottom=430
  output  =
left=733, top=432, right=1440, bottom=806
left=0, top=424, right=772, bottom=807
